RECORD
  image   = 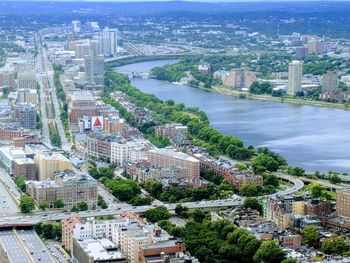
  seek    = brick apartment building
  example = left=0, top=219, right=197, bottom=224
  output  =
left=147, top=148, right=200, bottom=180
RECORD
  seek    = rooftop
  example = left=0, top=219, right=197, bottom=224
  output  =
left=70, top=90, right=95, bottom=101
left=14, top=158, right=35, bottom=165
left=75, top=238, right=125, bottom=261
left=148, top=148, right=199, bottom=163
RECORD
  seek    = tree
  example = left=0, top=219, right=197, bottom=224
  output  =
left=329, top=174, right=341, bottom=184
left=20, top=194, right=35, bottom=213
left=105, top=178, right=141, bottom=202
left=251, top=154, right=280, bottom=174
left=98, top=195, right=108, bottom=209
left=175, top=204, right=189, bottom=218
left=307, top=183, right=325, bottom=199
left=76, top=201, right=88, bottom=211
left=144, top=179, right=163, bottom=198
left=243, top=197, right=263, bottom=215
left=239, top=184, right=259, bottom=197
left=191, top=208, right=206, bottom=223
left=130, top=196, right=152, bottom=206
left=320, top=236, right=350, bottom=255
left=263, top=174, right=279, bottom=187
left=287, top=166, right=305, bottom=177
left=144, top=206, right=170, bottom=223
left=302, top=225, right=320, bottom=248
left=53, top=199, right=64, bottom=208
left=14, top=176, right=26, bottom=192
left=71, top=205, right=79, bottom=212
left=39, top=202, right=48, bottom=211
left=253, top=240, right=286, bottom=263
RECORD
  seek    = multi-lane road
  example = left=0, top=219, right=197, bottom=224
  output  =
left=0, top=198, right=245, bottom=226
left=36, top=42, right=51, bottom=146
left=36, top=39, right=70, bottom=151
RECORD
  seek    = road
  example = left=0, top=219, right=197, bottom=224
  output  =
left=0, top=169, right=20, bottom=214
left=98, top=184, right=124, bottom=209
left=0, top=198, right=245, bottom=225
left=0, top=230, right=31, bottom=263
left=37, top=38, right=70, bottom=151
left=17, top=229, right=55, bottom=263
left=35, top=38, right=51, bottom=146
left=274, top=173, right=304, bottom=196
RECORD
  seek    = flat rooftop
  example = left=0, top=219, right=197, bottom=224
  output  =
left=148, top=148, right=199, bottom=163
left=75, top=238, right=125, bottom=261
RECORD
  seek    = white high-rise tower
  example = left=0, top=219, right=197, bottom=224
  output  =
left=288, top=60, right=303, bottom=95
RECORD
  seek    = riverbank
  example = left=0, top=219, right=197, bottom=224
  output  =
left=166, top=78, right=350, bottom=110
left=196, top=85, right=349, bottom=110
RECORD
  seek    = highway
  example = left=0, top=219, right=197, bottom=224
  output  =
left=274, top=173, right=304, bottom=196
left=0, top=169, right=20, bottom=214
left=0, top=230, right=31, bottom=263
left=0, top=198, right=245, bottom=225
left=17, top=229, right=56, bottom=263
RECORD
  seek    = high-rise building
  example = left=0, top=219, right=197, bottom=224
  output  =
left=109, top=28, right=118, bottom=56
left=102, top=27, right=111, bottom=57
left=17, top=89, right=37, bottom=105
left=0, top=66, right=16, bottom=89
left=17, top=69, right=37, bottom=89
left=322, top=70, right=338, bottom=92
left=288, top=60, right=303, bottom=95
left=89, top=39, right=101, bottom=56
left=295, top=47, right=308, bottom=60
left=307, top=39, right=325, bottom=55
left=71, top=20, right=81, bottom=33
left=336, top=189, right=350, bottom=217
left=84, top=51, right=105, bottom=85
left=16, top=103, right=36, bottom=129
left=75, top=43, right=91, bottom=59
left=92, top=36, right=103, bottom=55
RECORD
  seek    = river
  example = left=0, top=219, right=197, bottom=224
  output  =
left=114, top=60, right=350, bottom=173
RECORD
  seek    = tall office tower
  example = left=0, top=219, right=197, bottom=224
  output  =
left=0, top=66, right=16, bottom=89
left=307, top=39, right=325, bottom=55
left=72, top=20, right=81, bottom=33
left=90, top=39, right=102, bottom=56
left=102, top=27, right=111, bottom=57
left=322, top=70, right=338, bottom=92
left=84, top=51, right=105, bottom=85
left=109, top=29, right=118, bottom=56
left=16, top=103, right=36, bottom=129
left=17, top=69, right=37, bottom=89
left=94, top=36, right=104, bottom=55
left=288, top=60, right=303, bottom=95
left=75, top=43, right=91, bottom=59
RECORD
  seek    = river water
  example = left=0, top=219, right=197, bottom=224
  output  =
left=114, top=60, right=350, bottom=173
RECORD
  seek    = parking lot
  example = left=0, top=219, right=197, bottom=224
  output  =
left=45, top=240, right=71, bottom=263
